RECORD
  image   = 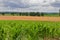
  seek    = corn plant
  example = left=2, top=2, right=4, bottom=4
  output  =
left=0, top=20, right=60, bottom=40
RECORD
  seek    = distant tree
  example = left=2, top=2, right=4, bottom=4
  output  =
left=11, top=12, right=14, bottom=16
left=41, top=12, right=44, bottom=16
left=59, top=9, right=60, bottom=16
left=2, top=13, right=5, bottom=16
left=36, top=12, right=40, bottom=16
left=25, top=12, right=28, bottom=16
left=30, top=12, right=36, bottom=16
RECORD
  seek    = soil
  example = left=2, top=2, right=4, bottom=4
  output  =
left=0, top=16, right=60, bottom=21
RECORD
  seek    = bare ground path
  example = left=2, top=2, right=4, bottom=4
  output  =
left=0, top=16, right=60, bottom=21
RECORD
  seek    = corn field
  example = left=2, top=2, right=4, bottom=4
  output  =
left=0, top=20, right=60, bottom=40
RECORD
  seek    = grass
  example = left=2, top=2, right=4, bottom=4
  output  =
left=44, top=13, right=59, bottom=17
left=0, top=20, right=60, bottom=40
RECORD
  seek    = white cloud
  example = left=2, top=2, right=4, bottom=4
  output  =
left=0, top=0, right=60, bottom=12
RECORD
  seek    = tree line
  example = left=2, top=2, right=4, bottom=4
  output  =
left=0, top=12, right=59, bottom=16
left=0, top=12, right=44, bottom=16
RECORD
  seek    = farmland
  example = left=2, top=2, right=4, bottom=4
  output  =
left=0, top=20, right=60, bottom=40
left=0, top=12, right=60, bottom=40
left=0, top=16, right=60, bottom=21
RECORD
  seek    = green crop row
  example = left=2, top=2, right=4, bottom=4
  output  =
left=0, top=20, right=60, bottom=40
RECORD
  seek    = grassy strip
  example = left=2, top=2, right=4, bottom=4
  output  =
left=0, top=20, right=60, bottom=40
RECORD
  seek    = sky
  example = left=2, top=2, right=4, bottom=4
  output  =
left=0, top=0, right=60, bottom=12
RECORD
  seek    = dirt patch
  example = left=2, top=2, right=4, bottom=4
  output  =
left=0, top=16, right=60, bottom=21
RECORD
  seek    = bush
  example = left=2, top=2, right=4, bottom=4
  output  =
left=2, top=13, right=5, bottom=16
left=41, top=13, right=44, bottom=16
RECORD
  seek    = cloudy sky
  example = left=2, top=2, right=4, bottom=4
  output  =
left=0, top=0, right=60, bottom=12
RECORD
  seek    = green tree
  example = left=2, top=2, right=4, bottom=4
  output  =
left=11, top=12, right=14, bottom=16
left=41, top=12, right=44, bottom=16
left=2, top=13, right=5, bottom=16
left=59, top=9, right=60, bottom=16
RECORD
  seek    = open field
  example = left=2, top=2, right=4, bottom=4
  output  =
left=0, top=16, right=60, bottom=40
left=0, top=20, right=60, bottom=40
left=0, top=16, right=60, bottom=21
